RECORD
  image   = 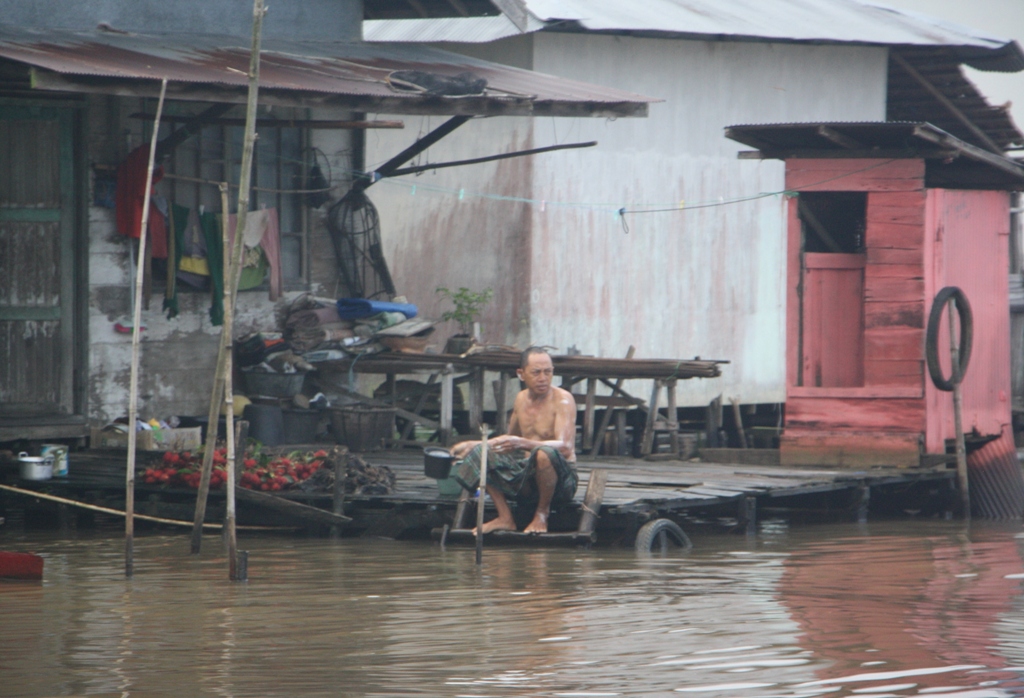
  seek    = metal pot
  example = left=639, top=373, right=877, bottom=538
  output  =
left=18, top=452, right=53, bottom=481
left=423, top=447, right=456, bottom=479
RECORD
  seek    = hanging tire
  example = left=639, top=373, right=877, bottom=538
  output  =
left=925, top=286, right=973, bottom=392
left=635, top=518, right=692, bottom=554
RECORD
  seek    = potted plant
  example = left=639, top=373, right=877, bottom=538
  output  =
left=436, top=286, right=493, bottom=355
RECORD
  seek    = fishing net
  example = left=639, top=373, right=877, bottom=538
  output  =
left=326, top=188, right=395, bottom=300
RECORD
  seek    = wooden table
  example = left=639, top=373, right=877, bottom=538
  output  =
left=310, top=351, right=725, bottom=456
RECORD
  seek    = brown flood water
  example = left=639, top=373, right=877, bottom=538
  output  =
left=4, top=519, right=1024, bottom=697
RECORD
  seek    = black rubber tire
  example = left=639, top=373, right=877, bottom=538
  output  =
left=635, top=518, right=692, bottom=554
left=925, top=286, right=973, bottom=392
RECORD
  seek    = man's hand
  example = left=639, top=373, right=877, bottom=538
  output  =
left=488, top=434, right=521, bottom=454
left=450, top=441, right=479, bottom=459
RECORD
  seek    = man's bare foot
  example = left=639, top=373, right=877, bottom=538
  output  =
left=472, top=516, right=517, bottom=534
left=523, top=512, right=549, bottom=534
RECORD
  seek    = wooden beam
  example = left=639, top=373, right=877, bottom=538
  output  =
left=891, top=52, right=1003, bottom=154
left=816, top=125, right=864, bottom=150
left=577, top=469, right=607, bottom=536
left=132, top=113, right=404, bottom=129
left=739, top=148, right=960, bottom=160
left=798, top=200, right=844, bottom=253
left=236, top=488, right=352, bottom=526
left=912, top=124, right=1024, bottom=181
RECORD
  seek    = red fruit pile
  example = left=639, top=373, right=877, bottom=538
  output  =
left=142, top=448, right=330, bottom=491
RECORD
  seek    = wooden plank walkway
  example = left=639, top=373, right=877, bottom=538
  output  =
left=338, top=450, right=955, bottom=517
left=1, top=449, right=957, bottom=538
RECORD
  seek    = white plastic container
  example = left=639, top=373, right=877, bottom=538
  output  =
left=18, top=452, right=53, bottom=481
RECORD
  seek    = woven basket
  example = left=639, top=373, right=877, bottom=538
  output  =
left=329, top=406, right=395, bottom=452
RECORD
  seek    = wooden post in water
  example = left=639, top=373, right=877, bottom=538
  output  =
left=125, top=77, right=168, bottom=578
left=949, top=299, right=970, bottom=519
left=475, top=424, right=489, bottom=565
left=191, top=0, right=266, bottom=555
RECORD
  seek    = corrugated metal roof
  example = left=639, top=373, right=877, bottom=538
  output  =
left=724, top=120, right=1024, bottom=189
left=364, top=0, right=1024, bottom=73
left=523, top=0, right=1023, bottom=70
left=0, top=24, right=653, bottom=117
left=365, top=15, right=544, bottom=44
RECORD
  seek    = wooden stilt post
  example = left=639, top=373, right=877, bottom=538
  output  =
left=730, top=397, right=748, bottom=449
left=475, top=424, right=489, bottom=565
left=949, top=299, right=970, bottom=519
left=590, top=346, right=636, bottom=456
left=190, top=0, right=266, bottom=555
left=125, top=77, right=168, bottom=578
left=440, top=364, right=454, bottom=446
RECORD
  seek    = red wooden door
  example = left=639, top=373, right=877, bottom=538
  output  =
left=801, top=253, right=865, bottom=387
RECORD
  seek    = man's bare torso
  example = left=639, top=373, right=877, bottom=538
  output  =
left=509, top=385, right=577, bottom=462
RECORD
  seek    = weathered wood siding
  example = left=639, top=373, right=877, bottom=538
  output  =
left=782, top=159, right=927, bottom=466
left=923, top=188, right=1012, bottom=452
left=0, top=109, right=76, bottom=419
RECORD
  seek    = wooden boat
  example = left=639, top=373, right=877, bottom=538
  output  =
left=0, top=551, right=44, bottom=580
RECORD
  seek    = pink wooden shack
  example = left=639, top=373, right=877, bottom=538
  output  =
left=727, top=122, right=1024, bottom=516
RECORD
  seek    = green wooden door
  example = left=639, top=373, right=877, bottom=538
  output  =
left=0, top=106, right=76, bottom=417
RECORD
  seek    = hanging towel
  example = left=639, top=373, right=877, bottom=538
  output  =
left=226, top=208, right=283, bottom=301
left=162, top=203, right=188, bottom=320
left=336, top=298, right=417, bottom=320
left=200, top=210, right=225, bottom=326
left=115, top=145, right=164, bottom=239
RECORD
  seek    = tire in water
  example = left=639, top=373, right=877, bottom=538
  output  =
left=635, top=518, right=692, bottom=554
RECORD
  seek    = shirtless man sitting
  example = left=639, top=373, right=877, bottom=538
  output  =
left=450, top=347, right=578, bottom=534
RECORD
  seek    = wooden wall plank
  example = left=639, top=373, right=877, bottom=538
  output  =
left=865, top=326, right=923, bottom=361
left=865, top=264, right=924, bottom=280
left=780, top=429, right=922, bottom=468
left=786, top=159, right=925, bottom=192
left=864, top=276, right=924, bottom=302
left=865, top=359, right=923, bottom=386
left=785, top=396, right=926, bottom=431
left=864, top=300, right=924, bottom=329
left=867, top=247, right=922, bottom=265
left=865, top=221, right=923, bottom=248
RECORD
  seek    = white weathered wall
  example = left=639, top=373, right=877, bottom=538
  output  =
left=367, top=35, right=888, bottom=407
left=526, top=35, right=888, bottom=405
left=85, top=97, right=354, bottom=424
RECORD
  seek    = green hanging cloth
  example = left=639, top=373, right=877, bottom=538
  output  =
left=199, top=210, right=224, bottom=326
left=162, top=203, right=189, bottom=320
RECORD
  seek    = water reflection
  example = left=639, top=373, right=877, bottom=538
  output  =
left=2, top=521, right=1024, bottom=696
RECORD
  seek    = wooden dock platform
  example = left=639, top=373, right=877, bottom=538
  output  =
left=0, top=448, right=958, bottom=545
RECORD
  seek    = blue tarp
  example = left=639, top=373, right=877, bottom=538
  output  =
left=336, top=298, right=418, bottom=320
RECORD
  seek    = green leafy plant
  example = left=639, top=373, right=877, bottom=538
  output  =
left=436, top=286, right=494, bottom=336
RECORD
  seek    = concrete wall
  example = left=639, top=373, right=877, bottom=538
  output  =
left=0, top=0, right=362, bottom=41
left=367, top=34, right=888, bottom=407
left=84, top=95, right=354, bottom=424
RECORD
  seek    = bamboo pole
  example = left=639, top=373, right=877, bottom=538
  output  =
left=191, top=0, right=266, bottom=555
left=125, top=77, right=168, bottom=579
left=220, top=183, right=240, bottom=580
left=475, top=424, right=489, bottom=565
left=949, top=299, right=970, bottom=519
left=0, top=484, right=285, bottom=531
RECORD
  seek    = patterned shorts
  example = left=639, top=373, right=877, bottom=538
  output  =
left=452, top=444, right=578, bottom=504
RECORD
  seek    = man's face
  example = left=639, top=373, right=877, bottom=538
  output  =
left=518, top=353, right=554, bottom=396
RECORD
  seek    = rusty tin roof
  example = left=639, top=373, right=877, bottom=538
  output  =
left=0, top=25, right=654, bottom=117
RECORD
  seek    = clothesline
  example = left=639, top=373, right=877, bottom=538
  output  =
left=162, top=172, right=332, bottom=195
